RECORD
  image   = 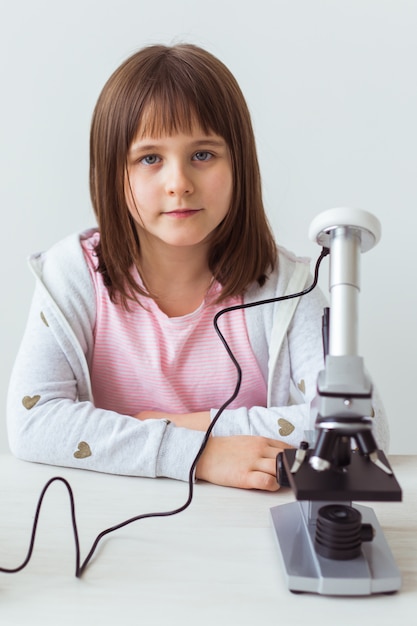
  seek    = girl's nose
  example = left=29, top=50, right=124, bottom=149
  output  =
left=165, top=163, right=194, bottom=197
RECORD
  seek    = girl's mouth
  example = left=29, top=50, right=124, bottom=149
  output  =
left=165, top=209, right=202, bottom=218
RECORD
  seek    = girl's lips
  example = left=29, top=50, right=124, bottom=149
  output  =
left=165, top=209, right=202, bottom=218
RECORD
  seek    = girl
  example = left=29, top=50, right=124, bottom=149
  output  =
left=6, top=44, right=389, bottom=491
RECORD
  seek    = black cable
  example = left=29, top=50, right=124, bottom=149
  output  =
left=0, top=247, right=329, bottom=578
left=0, top=477, right=81, bottom=576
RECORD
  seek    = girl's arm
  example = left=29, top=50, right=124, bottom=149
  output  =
left=7, top=286, right=287, bottom=490
left=7, top=286, right=206, bottom=481
left=136, top=411, right=291, bottom=491
left=136, top=410, right=211, bottom=430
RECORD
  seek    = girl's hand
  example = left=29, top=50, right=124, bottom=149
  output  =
left=135, top=412, right=293, bottom=491
left=134, top=410, right=210, bottom=431
left=196, top=435, right=293, bottom=492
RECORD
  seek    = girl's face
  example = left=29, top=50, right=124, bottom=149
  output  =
left=125, top=124, right=233, bottom=253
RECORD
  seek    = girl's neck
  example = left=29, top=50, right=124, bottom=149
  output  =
left=138, top=240, right=214, bottom=317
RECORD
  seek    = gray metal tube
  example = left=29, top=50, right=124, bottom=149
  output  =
left=328, top=227, right=361, bottom=356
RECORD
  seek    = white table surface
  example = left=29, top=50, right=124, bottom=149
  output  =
left=1, top=454, right=416, bottom=625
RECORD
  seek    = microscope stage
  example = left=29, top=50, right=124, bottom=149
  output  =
left=281, top=448, right=402, bottom=502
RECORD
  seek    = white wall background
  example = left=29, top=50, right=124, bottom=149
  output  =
left=0, top=0, right=416, bottom=454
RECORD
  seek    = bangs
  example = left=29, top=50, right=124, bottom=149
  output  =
left=132, top=60, right=223, bottom=140
left=136, top=95, right=210, bottom=139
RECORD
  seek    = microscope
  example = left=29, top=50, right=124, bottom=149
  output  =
left=270, top=208, right=402, bottom=595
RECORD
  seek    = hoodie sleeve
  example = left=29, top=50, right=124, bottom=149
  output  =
left=7, top=240, right=205, bottom=481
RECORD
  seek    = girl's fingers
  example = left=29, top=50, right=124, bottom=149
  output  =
left=247, top=470, right=280, bottom=492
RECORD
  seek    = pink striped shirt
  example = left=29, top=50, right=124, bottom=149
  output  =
left=82, top=233, right=267, bottom=417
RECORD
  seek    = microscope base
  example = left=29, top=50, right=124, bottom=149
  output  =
left=270, top=501, right=401, bottom=595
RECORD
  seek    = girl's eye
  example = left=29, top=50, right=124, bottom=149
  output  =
left=193, top=151, right=213, bottom=162
left=140, top=155, right=160, bottom=166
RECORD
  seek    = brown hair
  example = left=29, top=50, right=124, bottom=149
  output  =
left=89, top=43, right=277, bottom=307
